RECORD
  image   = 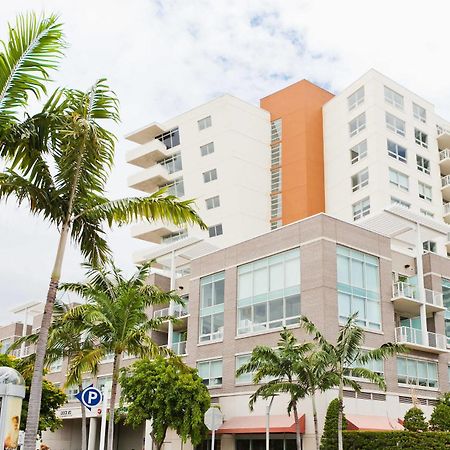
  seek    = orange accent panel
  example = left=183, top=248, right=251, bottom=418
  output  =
left=261, top=80, right=334, bottom=224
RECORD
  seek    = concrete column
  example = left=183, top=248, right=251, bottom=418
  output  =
left=88, top=417, right=98, bottom=450
left=144, top=420, right=153, bottom=450
left=416, top=223, right=429, bottom=346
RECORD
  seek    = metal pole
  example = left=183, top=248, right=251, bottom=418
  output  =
left=167, top=250, right=176, bottom=350
left=99, top=387, right=107, bottom=450
left=211, top=427, right=215, bottom=450
left=266, top=396, right=275, bottom=450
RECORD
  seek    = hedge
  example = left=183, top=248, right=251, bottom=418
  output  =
left=343, top=431, right=450, bottom=449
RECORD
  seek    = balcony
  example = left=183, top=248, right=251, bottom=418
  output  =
left=440, top=149, right=450, bottom=174
left=437, top=128, right=450, bottom=149
left=441, top=175, right=450, bottom=202
left=391, top=282, right=444, bottom=314
left=395, top=326, right=448, bottom=353
left=126, top=139, right=168, bottom=168
left=128, top=164, right=170, bottom=193
left=153, top=303, right=189, bottom=331
left=160, top=341, right=187, bottom=356
left=444, top=203, right=450, bottom=224
left=131, top=220, right=182, bottom=243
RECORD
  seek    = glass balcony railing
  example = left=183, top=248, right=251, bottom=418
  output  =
left=395, top=326, right=447, bottom=351
left=153, top=303, right=188, bottom=319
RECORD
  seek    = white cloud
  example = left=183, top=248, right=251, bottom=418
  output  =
left=1, top=0, right=450, bottom=323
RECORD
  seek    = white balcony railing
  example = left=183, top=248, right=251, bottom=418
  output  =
left=424, top=289, right=444, bottom=308
left=153, top=303, right=188, bottom=319
left=442, top=175, right=450, bottom=188
left=160, top=341, right=187, bottom=356
left=444, top=203, right=450, bottom=215
left=440, top=149, right=450, bottom=161
left=395, top=326, right=447, bottom=351
left=392, top=282, right=417, bottom=300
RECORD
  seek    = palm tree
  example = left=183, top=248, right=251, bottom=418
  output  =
left=61, top=262, right=185, bottom=450
left=236, top=330, right=313, bottom=450
left=10, top=302, right=102, bottom=450
left=0, top=12, right=64, bottom=128
left=300, top=314, right=405, bottom=450
left=0, top=80, right=206, bottom=450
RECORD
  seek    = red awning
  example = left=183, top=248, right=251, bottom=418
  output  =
left=217, top=415, right=305, bottom=434
left=346, top=415, right=404, bottom=431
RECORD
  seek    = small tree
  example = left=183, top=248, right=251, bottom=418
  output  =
left=320, top=398, right=346, bottom=450
left=430, top=393, right=450, bottom=431
left=403, top=406, right=428, bottom=432
left=119, top=357, right=210, bottom=450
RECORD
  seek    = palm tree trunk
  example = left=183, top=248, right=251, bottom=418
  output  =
left=23, top=223, right=70, bottom=450
left=311, top=391, right=320, bottom=450
left=107, top=352, right=121, bottom=450
left=338, top=380, right=344, bottom=450
left=80, top=383, right=87, bottom=450
left=292, top=403, right=301, bottom=450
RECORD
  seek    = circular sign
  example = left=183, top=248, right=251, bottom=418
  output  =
left=76, top=385, right=102, bottom=410
left=204, top=407, right=224, bottom=431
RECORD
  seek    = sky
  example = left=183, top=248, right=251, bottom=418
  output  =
left=2, top=0, right=450, bottom=324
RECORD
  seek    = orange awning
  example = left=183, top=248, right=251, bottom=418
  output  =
left=346, top=415, right=404, bottom=431
left=217, top=415, right=305, bottom=434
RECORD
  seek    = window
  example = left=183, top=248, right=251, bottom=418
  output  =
left=387, top=140, right=407, bottom=163
left=442, top=279, right=450, bottom=346
left=416, top=155, right=430, bottom=174
left=271, top=143, right=281, bottom=166
left=352, top=197, right=370, bottom=221
left=415, top=128, right=428, bottom=148
left=337, top=246, right=381, bottom=330
left=0, top=338, right=12, bottom=354
left=48, top=358, right=63, bottom=373
left=161, top=178, right=184, bottom=197
left=198, top=116, right=212, bottom=130
left=348, top=86, right=365, bottom=111
left=413, top=103, right=427, bottom=123
left=423, top=241, right=437, bottom=253
left=271, top=220, right=282, bottom=230
left=418, top=182, right=432, bottom=202
left=159, top=152, right=182, bottom=174
left=345, top=350, right=384, bottom=379
left=349, top=113, right=366, bottom=137
left=155, top=127, right=180, bottom=149
left=235, top=354, right=252, bottom=384
left=237, top=248, right=300, bottom=335
left=197, top=359, right=222, bottom=387
left=205, top=196, right=220, bottom=210
left=271, top=194, right=282, bottom=219
left=271, top=168, right=281, bottom=192
left=389, top=168, right=409, bottom=191
left=384, top=86, right=404, bottom=109
left=397, top=356, right=438, bottom=388
left=200, top=142, right=214, bottom=156
left=350, top=140, right=367, bottom=164
left=236, top=438, right=296, bottom=450
left=421, top=209, right=434, bottom=218
left=199, top=272, right=224, bottom=342
left=351, top=168, right=369, bottom=192
left=97, top=375, right=112, bottom=396
left=271, top=119, right=282, bottom=142
left=203, top=169, right=217, bottom=183
left=208, top=224, right=223, bottom=238
left=386, top=112, right=405, bottom=136
left=162, top=230, right=187, bottom=244
left=67, top=379, right=91, bottom=402
left=391, top=197, right=410, bottom=209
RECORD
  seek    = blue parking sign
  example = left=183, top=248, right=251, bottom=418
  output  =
left=75, top=385, right=103, bottom=410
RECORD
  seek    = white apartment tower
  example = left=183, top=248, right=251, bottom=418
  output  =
left=126, top=95, right=271, bottom=267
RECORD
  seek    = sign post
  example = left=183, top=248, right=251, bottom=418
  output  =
left=204, top=407, right=223, bottom=450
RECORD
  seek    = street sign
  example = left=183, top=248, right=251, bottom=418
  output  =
left=204, top=407, right=223, bottom=431
left=75, top=385, right=102, bottom=411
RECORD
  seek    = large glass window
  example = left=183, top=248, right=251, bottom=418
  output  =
left=96, top=375, right=113, bottom=396
left=384, top=86, right=404, bottom=109
left=237, top=248, right=300, bottom=335
left=391, top=197, right=410, bottom=209
left=389, top=168, right=409, bottom=191
left=387, top=140, right=407, bottom=163
left=203, top=169, right=218, bottom=183
left=442, top=279, right=450, bottom=346
left=337, top=246, right=381, bottom=330
left=199, top=272, right=225, bottom=342
left=416, top=155, right=430, bottom=175
left=351, top=168, right=369, bottom=192
left=271, top=194, right=282, bottom=219
left=208, top=224, right=223, bottom=238
left=352, top=197, right=370, bottom=221
left=159, top=152, right=182, bottom=174
left=200, top=142, right=214, bottom=156
left=345, top=350, right=384, bottom=379
left=415, top=128, right=428, bottom=148
left=236, top=437, right=296, bottom=450
left=350, top=140, right=367, bottom=164
left=386, top=112, right=405, bottom=136
left=349, top=113, right=366, bottom=137
left=205, top=195, right=220, bottom=210
left=271, top=119, right=282, bottom=142
left=197, top=359, right=222, bottom=387
left=161, top=178, right=184, bottom=197
left=348, top=86, right=365, bottom=111
left=413, top=103, right=427, bottom=123
left=198, top=116, right=212, bottom=130
left=155, top=127, right=180, bottom=149
left=271, top=143, right=281, bottom=166
left=418, top=181, right=432, bottom=202
left=397, top=356, right=438, bottom=388
left=271, top=168, right=281, bottom=192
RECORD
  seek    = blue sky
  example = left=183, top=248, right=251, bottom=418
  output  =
left=2, top=0, right=450, bottom=323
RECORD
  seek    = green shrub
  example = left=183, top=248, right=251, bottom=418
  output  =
left=320, top=398, right=346, bottom=450
left=430, top=393, right=450, bottom=431
left=403, top=406, right=428, bottom=432
left=343, top=431, right=450, bottom=449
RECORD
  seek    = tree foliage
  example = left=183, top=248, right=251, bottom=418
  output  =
left=429, top=393, right=450, bottom=431
left=0, top=353, right=66, bottom=432
left=321, top=398, right=346, bottom=450
left=403, top=407, right=428, bottom=432
left=119, top=357, right=210, bottom=450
